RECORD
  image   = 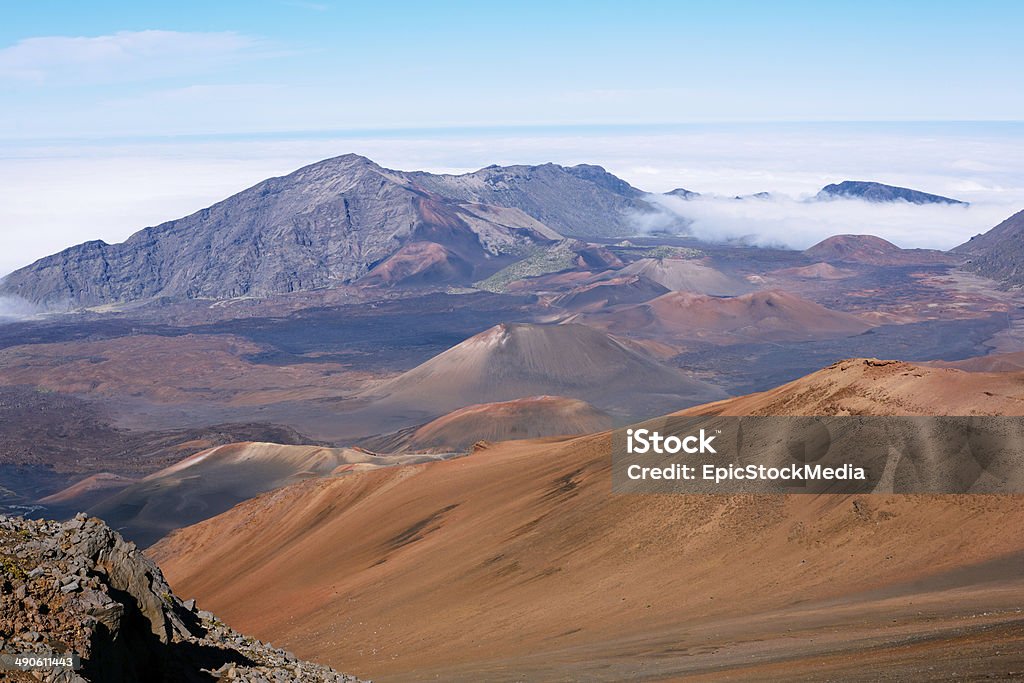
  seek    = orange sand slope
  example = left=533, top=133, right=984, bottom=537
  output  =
left=679, top=357, right=1024, bottom=416
left=362, top=395, right=612, bottom=453
left=153, top=358, right=1024, bottom=681
left=90, top=442, right=453, bottom=547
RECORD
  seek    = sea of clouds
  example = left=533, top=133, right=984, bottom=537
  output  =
left=636, top=192, right=1016, bottom=251
left=1, top=123, right=1022, bottom=278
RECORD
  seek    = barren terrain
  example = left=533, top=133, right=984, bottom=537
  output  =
left=3, top=157, right=1024, bottom=681
left=153, top=437, right=1024, bottom=681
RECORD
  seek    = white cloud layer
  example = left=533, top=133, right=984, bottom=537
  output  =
left=638, top=193, right=1018, bottom=251
left=0, top=124, right=1022, bottom=275
left=0, top=30, right=260, bottom=83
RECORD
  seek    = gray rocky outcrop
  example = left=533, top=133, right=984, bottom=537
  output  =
left=954, top=208, right=1024, bottom=287
left=0, top=513, right=362, bottom=682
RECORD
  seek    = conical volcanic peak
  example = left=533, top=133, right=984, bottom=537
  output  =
left=366, top=322, right=725, bottom=416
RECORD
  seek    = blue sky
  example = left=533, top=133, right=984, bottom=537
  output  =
left=2, top=0, right=1022, bottom=139
left=1, top=1, right=1023, bottom=276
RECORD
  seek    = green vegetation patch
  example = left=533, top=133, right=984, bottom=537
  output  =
left=609, top=244, right=703, bottom=260
left=475, top=241, right=581, bottom=292
left=1, top=554, right=27, bottom=582
left=643, top=245, right=703, bottom=259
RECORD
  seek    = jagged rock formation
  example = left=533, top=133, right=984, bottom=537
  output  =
left=405, top=162, right=651, bottom=236
left=0, top=513, right=361, bottom=682
left=815, top=180, right=966, bottom=205
left=954, top=209, right=1024, bottom=286
left=0, top=155, right=653, bottom=309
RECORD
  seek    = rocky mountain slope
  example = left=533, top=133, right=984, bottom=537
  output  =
left=0, top=155, right=653, bottom=309
left=0, top=513, right=359, bottom=682
left=816, top=180, right=967, bottom=204
left=405, top=162, right=651, bottom=237
left=954, top=208, right=1024, bottom=286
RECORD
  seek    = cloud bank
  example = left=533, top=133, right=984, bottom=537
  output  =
left=1, top=124, right=1022, bottom=275
left=638, top=193, right=1018, bottom=251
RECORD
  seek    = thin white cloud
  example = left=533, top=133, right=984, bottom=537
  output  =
left=283, top=1, right=330, bottom=10
left=0, top=30, right=262, bottom=84
left=0, top=295, right=41, bottom=322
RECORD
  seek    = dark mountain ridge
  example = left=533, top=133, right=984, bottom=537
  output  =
left=816, top=180, right=967, bottom=205
left=954, top=208, right=1024, bottom=286
left=0, top=155, right=653, bottom=309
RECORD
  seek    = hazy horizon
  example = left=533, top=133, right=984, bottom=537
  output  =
left=3, top=1, right=1023, bottom=275
left=2, top=121, right=1023, bottom=276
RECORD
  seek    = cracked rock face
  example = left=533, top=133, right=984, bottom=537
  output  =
left=0, top=513, right=363, bottom=683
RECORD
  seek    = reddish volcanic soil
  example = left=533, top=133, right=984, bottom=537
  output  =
left=87, top=442, right=453, bottom=547
left=803, top=235, right=957, bottom=266
left=928, top=352, right=1024, bottom=373
left=38, top=472, right=136, bottom=508
left=679, top=357, right=1024, bottom=416
left=0, top=333, right=368, bottom=406
left=609, top=257, right=749, bottom=295
left=769, top=261, right=856, bottom=280
left=357, top=241, right=472, bottom=287
left=579, top=290, right=872, bottom=345
left=363, top=395, right=613, bottom=452
left=153, top=358, right=1024, bottom=681
left=551, top=275, right=669, bottom=312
